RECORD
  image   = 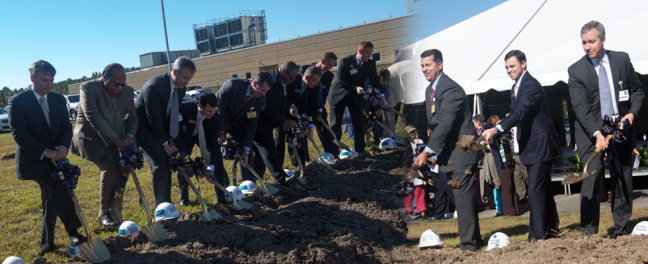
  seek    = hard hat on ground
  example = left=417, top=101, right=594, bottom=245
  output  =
left=226, top=186, right=244, bottom=201
left=380, top=138, right=397, bottom=149
left=321, top=152, right=335, bottom=164
left=238, top=180, right=258, bottom=195
left=69, top=245, right=81, bottom=258
left=118, top=221, right=140, bottom=237
left=486, top=232, right=511, bottom=251
left=418, top=229, right=443, bottom=248
left=340, top=149, right=356, bottom=159
left=632, top=221, right=648, bottom=235
left=283, top=169, right=295, bottom=178
left=155, top=202, right=182, bottom=221
left=2, top=257, right=25, bottom=264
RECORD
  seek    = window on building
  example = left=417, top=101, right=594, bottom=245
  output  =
left=333, top=60, right=338, bottom=68
left=245, top=72, right=251, bottom=79
left=372, top=52, right=381, bottom=62
left=232, top=74, right=238, bottom=78
left=311, top=62, right=317, bottom=66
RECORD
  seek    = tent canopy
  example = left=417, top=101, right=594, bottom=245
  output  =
left=406, top=0, right=648, bottom=95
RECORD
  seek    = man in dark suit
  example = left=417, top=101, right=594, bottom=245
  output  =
left=277, top=66, right=323, bottom=167
left=8, top=60, right=86, bottom=255
left=135, top=56, right=194, bottom=206
left=216, top=72, right=271, bottom=183
left=253, top=62, right=298, bottom=186
left=70, top=63, right=138, bottom=230
left=312, top=52, right=338, bottom=156
left=329, top=41, right=388, bottom=156
left=174, top=92, right=228, bottom=205
left=567, top=21, right=644, bottom=237
left=414, top=49, right=482, bottom=251
left=482, top=50, right=562, bottom=240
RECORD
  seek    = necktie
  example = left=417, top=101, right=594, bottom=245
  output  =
left=169, top=88, right=179, bottom=138
left=197, top=117, right=209, bottom=160
left=597, top=60, right=614, bottom=118
left=358, top=62, right=362, bottom=68
left=513, top=84, right=519, bottom=99
left=429, top=85, right=435, bottom=113
left=39, top=97, right=50, bottom=127
left=224, top=95, right=252, bottom=134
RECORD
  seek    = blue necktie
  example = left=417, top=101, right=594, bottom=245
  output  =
left=597, top=60, right=614, bottom=118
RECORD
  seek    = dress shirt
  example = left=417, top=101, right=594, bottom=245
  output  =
left=590, top=50, right=618, bottom=138
left=32, top=89, right=67, bottom=158
left=424, top=74, right=442, bottom=155
left=496, top=71, right=526, bottom=133
left=192, top=105, right=203, bottom=136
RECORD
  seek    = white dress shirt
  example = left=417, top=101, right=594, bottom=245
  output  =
left=590, top=50, right=618, bottom=138
left=424, top=73, right=442, bottom=155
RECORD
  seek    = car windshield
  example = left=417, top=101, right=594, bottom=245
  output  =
left=68, top=95, right=80, bottom=103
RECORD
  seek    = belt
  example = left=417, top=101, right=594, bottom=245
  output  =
left=405, top=102, right=425, bottom=107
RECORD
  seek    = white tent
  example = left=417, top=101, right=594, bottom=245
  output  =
left=406, top=0, right=648, bottom=96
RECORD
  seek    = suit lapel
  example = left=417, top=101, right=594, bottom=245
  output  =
left=609, top=52, right=621, bottom=103
left=233, top=82, right=249, bottom=121
left=163, top=73, right=172, bottom=119
left=583, top=56, right=600, bottom=93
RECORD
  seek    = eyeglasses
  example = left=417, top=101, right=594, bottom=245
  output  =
left=112, top=82, right=127, bottom=87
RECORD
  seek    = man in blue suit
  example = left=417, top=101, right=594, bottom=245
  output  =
left=482, top=50, right=562, bottom=241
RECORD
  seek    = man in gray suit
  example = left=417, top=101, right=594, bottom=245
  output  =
left=8, top=60, right=85, bottom=255
left=135, top=57, right=194, bottom=206
left=216, top=72, right=271, bottom=182
left=414, top=49, right=482, bottom=251
left=70, top=63, right=138, bottom=230
left=568, top=21, right=644, bottom=237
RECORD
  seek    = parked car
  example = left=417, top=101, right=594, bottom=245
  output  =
left=64, top=94, right=80, bottom=121
left=134, top=90, right=140, bottom=102
left=185, top=87, right=213, bottom=101
left=0, top=108, right=9, bottom=131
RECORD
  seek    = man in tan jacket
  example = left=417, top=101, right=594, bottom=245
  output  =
left=71, top=63, right=138, bottom=230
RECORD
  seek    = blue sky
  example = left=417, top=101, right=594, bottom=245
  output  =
left=0, top=0, right=506, bottom=90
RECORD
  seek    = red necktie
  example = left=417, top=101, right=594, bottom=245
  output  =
left=429, top=86, right=435, bottom=112
left=224, top=95, right=252, bottom=134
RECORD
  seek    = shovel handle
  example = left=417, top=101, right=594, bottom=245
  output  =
left=235, top=152, right=268, bottom=188
left=319, top=119, right=339, bottom=141
left=307, top=136, right=333, bottom=170
left=595, top=134, right=614, bottom=153
left=130, top=170, right=154, bottom=226
left=178, top=168, right=210, bottom=214
left=292, top=144, right=306, bottom=179
left=210, top=178, right=240, bottom=202
left=70, top=194, right=96, bottom=253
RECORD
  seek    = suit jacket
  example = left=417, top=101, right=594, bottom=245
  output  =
left=70, top=79, right=138, bottom=163
left=285, top=65, right=319, bottom=119
left=498, top=72, right=561, bottom=165
left=135, top=73, right=186, bottom=145
left=319, top=69, right=334, bottom=108
left=329, top=54, right=383, bottom=110
left=175, top=100, right=221, bottom=165
left=215, top=78, right=265, bottom=149
left=425, top=74, right=480, bottom=172
left=568, top=51, right=645, bottom=153
left=8, top=89, right=72, bottom=180
left=257, top=69, right=286, bottom=132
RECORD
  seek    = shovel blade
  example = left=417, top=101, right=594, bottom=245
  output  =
left=236, top=199, right=254, bottom=209
left=334, top=140, right=351, bottom=152
left=264, top=183, right=281, bottom=195
left=298, top=176, right=307, bottom=185
left=209, top=210, right=221, bottom=220
left=152, top=222, right=169, bottom=241
left=141, top=226, right=160, bottom=242
left=200, top=211, right=213, bottom=222
left=79, top=238, right=111, bottom=263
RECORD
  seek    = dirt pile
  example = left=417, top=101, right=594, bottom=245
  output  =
left=61, top=148, right=410, bottom=263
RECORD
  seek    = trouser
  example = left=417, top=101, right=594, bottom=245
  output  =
left=175, top=139, right=229, bottom=204
left=514, top=154, right=528, bottom=199
left=315, top=108, right=338, bottom=157
left=35, top=177, right=82, bottom=252
left=138, top=135, right=172, bottom=207
left=95, top=146, right=124, bottom=222
left=527, top=161, right=560, bottom=240
left=275, top=128, right=309, bottom=168
left=331, top=96, right=365, bottom=153
left=433, top=170, right=456, bottom=219
left=400, top=103, right=428, bottom=143
left=252, top=130, right=289, bottom=185
left=403, top=185, right=427, bottom=214
left=499, top=167, right=519, bottom=216
left=580, top=141, right=633, bottom=237
left=450, top=163, right=482, bottom=251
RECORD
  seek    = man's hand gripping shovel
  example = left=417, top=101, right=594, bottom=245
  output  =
left=168, top=151, right=220, bottom=221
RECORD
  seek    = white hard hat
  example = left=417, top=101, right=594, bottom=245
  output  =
left=154, top=202, right=182, bottom=221
left=380, top=138, right=397, bottom=149
left=340, top=149, right=356, bottom=160
left=632, top=221, right=648, bottom=235
left=226, top=186, right=244, bottom=201
left=418, top=229, right=443, bottom=248
left=118, top=221, right=140, bottom=237
left=238, top=181, right=257, bottom=195
left=283, top=169, right=295, bottom=178
left=486, top=232, right=511, bottom=251
left=69, top=245, right=82, bottom=258
left=2, top=257, right=25, bottom=264
left=321, top=152, right=335, bottom=164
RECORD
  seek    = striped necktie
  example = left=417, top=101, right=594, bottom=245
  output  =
left=39, top=97, right=50, bottom=127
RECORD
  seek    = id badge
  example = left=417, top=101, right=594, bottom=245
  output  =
left=350, top=68, right=358, bottom=75
left=619, top=90, right=629, bottom=102
left=178, top=113, right=183, bottom=122
left=247, top=111, right=257, bottom=119
left=431, top=105, right=435, bottom=114
left=188, top=119, right=196, bottom=124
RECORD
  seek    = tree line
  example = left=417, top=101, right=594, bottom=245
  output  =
left=0, top=66, right=140, bottom=108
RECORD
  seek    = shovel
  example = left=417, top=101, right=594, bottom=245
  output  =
left=236, top=152, right=281, bottom=195
left=456, top=135, right=488, bottom=153
left=385, top=104, right=412, bottom=126
left=307, top=135, right=333, bottom=170
left=209, top=176, right=254, bottom=211
left=178, top=168, right=221, bottom=221
left=291, top=143, right=308, bottom=184
left=374, top=121, right=407, bottom=146
left=319, top=119, right=352, bottom=152
left=51, top=159, right=111, bottom=263
left=130, top=170, right=169, bottom=242
left=562, top=134, right=613, bottom=185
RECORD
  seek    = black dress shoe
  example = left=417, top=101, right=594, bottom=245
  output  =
left=179, top=200, right=189, bottom=206
left=69, top=233, right=88, bottom=247
left=98, top=214, right=119, bottom=230
left=283, top=174, right=297, bottom=186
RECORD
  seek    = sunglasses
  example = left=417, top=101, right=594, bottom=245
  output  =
left=112, top=82, right=127, bottom=87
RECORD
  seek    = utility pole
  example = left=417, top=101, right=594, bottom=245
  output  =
left=160, top=0, right=172, bottom=72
